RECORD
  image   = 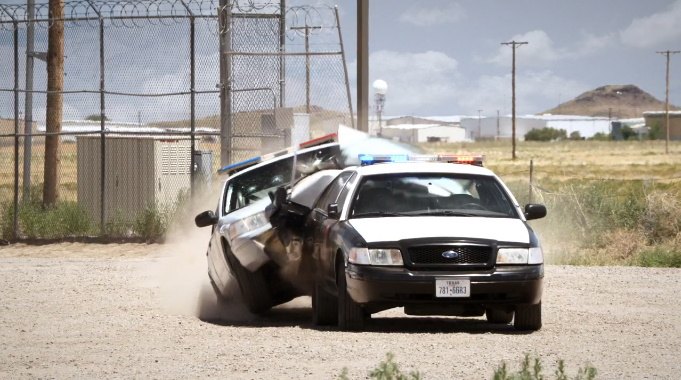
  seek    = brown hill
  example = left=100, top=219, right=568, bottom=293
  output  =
left=542, top=84, right=679, bottom=118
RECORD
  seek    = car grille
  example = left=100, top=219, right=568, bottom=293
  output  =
left=407, top=245, right=493, bottom=266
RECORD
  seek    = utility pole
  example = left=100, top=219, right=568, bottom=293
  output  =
left=496, top=110, right=500, bottom=140
left=291, top=25, right=322, bottom=114
left=657, top=50, right=679, bottom=154
left=357, top=0, right=369, bottom=132
left=477, top=109, right=482, bottom=140
left=44, top=0, right=65, bottom=206
left=501, top=40, right=527, bottom=160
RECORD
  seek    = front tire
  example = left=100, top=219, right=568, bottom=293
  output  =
left=337, top=260, right=365, bottom=331
left=223, top=243, right=273, bottom=314
left=312, top=279, right=338, bottom=326
left=514, top=302, right=542, bottom=331
left=486, top=308, right=514, bottom=324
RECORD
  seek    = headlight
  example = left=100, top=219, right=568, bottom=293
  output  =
left=348, top=248, right=403, bottom=266
left=228, top=211, right=269, bottom=239
left=496, top=247, right=543, bottom=264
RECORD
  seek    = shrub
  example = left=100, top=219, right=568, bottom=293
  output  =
left=569, top=131, right=582, bottom=140
left=525, top=128, right=567, bottom=142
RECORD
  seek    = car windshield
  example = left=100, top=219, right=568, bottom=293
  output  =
left=350, top=174, right=518, bottom=219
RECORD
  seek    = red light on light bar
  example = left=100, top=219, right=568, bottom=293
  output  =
left=299, top=133, right=338, bottom=149
left=438, top=154, right=484, bottom=166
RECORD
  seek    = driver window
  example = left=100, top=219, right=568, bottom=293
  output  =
left=315, top=172, right=353, bottom=213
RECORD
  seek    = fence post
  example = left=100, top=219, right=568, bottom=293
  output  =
left=335, top=6, right=355, bottom=129
left=219, top=0, right=232, bottom=166
left=529, top=159, right=534, bottom=204
left=190, top=16, right=196, bottom=195
left=13, top=20, right=19, bottom=240
left=98, top=16, right=106, bottom=234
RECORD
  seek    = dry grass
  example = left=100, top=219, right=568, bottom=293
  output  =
left=2, top=138, right=681, bottom=266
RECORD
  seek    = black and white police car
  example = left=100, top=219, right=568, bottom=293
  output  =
left=277, top=153, right=547, bottom=331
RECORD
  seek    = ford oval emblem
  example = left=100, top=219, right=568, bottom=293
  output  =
left=442, top=250, right=460, bottom=259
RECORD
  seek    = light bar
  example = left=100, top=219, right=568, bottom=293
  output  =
left=299, top=133, right=338, bottom=149
left=359, top=153, right=484, bottom=167
left=359, top=154, right=409, bottom=166
left=217, top=156, right=261, bottom=175
left=217, top=133, right=340, bottom=175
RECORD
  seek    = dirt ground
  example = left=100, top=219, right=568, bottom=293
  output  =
left=1, top=242, right=680, bottom=379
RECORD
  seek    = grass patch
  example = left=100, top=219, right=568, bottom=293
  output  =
left=338, top=353, right=597, bottom=380
left=494, top=354, right=596, bottom=380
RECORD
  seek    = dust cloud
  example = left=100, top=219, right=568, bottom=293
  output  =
left=152, top=181, right=253, bottom=322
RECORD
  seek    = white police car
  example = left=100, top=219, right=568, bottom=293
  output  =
left=194, top=134, right=342, bottom=313
left=281, top=154, right=547, bottom=331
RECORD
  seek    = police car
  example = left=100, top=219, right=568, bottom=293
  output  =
left=295, top=154, right=547, bottom=331
left=194, top=134, right=343, bottom=313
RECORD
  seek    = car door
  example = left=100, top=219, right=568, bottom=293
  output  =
left=308, top=172, right=356, bottom=284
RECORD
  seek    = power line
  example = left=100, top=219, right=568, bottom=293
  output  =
left=656, top=50, right=680, bottom=154
left=501, top=40, right=527, bottom=160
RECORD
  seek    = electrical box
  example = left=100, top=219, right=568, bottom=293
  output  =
left=77, top=135, right=191, bottom=224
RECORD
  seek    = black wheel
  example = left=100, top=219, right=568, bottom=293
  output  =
left=209, top=276, right=228, bottom=306
left=337, top=259, right=365, bottom=331
left=514, top=302, right=542, bottom=331
left=312, top=279, right=338, bottom=326
left=223, top=243, right=273, bottom=314
left=485, top=308, right=514, bottom=324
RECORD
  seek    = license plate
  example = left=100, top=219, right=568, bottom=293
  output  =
left=435, top=279, right=470, bottom=298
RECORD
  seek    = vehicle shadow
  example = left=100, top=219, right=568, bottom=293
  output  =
left=200, top=298, right=529, bottom=335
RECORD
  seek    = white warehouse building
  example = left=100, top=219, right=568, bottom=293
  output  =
left=460, top=114, right=613, bottom=140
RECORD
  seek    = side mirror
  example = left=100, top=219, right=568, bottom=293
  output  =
left=195, top=210, right=218, bottom=227
left=327, top=203, right=340, bottom=219
left=524, top=204, right=547, bottom=221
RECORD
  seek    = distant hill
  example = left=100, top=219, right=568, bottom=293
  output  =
left=542, top=84, right=679, bottom=118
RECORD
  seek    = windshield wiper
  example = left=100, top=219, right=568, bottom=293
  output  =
left=416, top=210, right=478, bottom=217
left=352, top=211, right=412, bottom=218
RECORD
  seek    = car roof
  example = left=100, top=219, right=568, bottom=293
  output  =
left=347, top=162, right=496, bottom=177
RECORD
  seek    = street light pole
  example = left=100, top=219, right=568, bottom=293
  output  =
left=501, top=40, right=527, bottom=160
left=657, top=50, right=680, bottom=154
left=373, top=79, right=387, bottom=137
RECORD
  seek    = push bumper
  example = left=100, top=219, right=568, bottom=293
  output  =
left=345, top=264, right=543, bottom=306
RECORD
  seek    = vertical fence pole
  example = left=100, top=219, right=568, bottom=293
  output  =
left=219, top=0, right=232, bottom=166
left=279, top=0, right=285, bottom=108
left=335, top=6, right=355, bottom=129
left=13, top=21, right=20, bottom=240
left=99, top=17, right=106, bottom=233
left=529, top=159, right=534, bottom=204
left=189, top=16, right=196, bottom=195
left=23, top=0, right=35, bottom=202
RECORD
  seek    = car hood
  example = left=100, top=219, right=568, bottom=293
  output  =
left=348, top=217, right=530, bottom=244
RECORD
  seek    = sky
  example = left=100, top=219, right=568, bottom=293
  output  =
left=1, top=0, right=680, bottom=121
left=332, top=0, right=681, bottom=117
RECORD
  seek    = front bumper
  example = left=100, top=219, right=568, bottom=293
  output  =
left=345, top=264, right=543, bottom=306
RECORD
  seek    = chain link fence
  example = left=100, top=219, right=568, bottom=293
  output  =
left=0, top=0, right=353, bottom=241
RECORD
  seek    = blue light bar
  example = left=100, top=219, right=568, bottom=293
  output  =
left=359, top=154, right=409, bottom=166
left=217, top=156, right=261, bottom=175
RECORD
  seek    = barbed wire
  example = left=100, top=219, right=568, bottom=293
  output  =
left=0, top=0, right=339, bottom=36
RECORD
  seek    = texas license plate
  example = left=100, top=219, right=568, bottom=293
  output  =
left=435, top=279, right=470, bottom=298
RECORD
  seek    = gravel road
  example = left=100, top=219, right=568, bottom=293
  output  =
left=1, top=243, right=680, bottom=379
